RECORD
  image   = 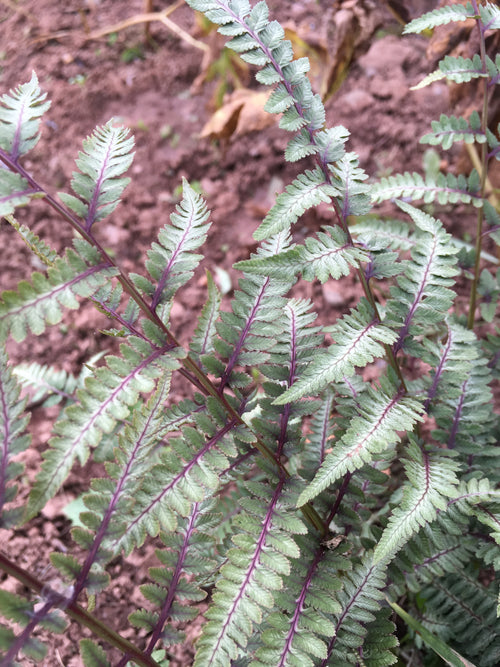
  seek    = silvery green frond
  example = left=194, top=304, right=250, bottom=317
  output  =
left=26, top=341, right=183, bottom=520
left=403, top=3, right=473, bottom=34
left=276, top=299, right=396, bottom=404
left=372, top=170, right=483, bottom=207
left=238, top=226, right=367, bottom=284
left=253, top=169, right=339, bottom=241
left=209, top=231, right=295, bottom=391
left=0, top=239, right=118, bottom=343
left=13, top=360, right=78, bottom=407
left=251, top=534, right=349, bottom=666
left=385, top=203, right=459, bottom=355
left=0, top=169, right=41, bottom=217
left=193, top=476, right=306, bottom=665
left=0, top=347, right=31, bottom=528
left=298, top=380, right=424, bottom=505
left=0, top=72, right=50, bottom=160
left=374, top=439, right=459, bottom=563
left=129, top=501, right=219, bottom=650
left=324, top=556, right=389, bottom=665
left=59, top=121, right=134, bottom=231
left=352, top=217, right=415, bottom=252
left=190, top=271, right=222, bottom=363
left=4, top=218, right=59, bottom=267
left=421, top=111, right=486, bottom=150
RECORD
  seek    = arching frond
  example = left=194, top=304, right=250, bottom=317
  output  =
left=25, top=341, right=183, bottom=520
left=131, top=179, right=212, bottom=317
left=385, top=203, right=459, bottom=356
left=421, top=112, right=486, bottom=150
left=253, top=169, right=338, bottom=241
left=193, top=477, right=307, bottom=666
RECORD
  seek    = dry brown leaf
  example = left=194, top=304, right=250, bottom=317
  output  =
left=200, top=89, right=275, bottom=141
left=323, top=0, right=380, bottom=100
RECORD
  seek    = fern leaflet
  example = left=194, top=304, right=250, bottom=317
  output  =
left=298, top=378, right=424, bottom=505
left=276, top=299, right=397, bottom=404
left=374, top=439, right=459, bottom=563
left=0, top=239, right=117, bottom=343
left=0, top=347, right=31, bottom=528
left=58, top=122, right=134, bottom=231
left=0, top=72, right=50, bottom=161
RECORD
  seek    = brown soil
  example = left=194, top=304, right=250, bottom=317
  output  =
left=0, top=1, right=495, bottom=665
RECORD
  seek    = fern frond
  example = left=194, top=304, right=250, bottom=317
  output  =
left=0, top=589, right=65, bottom=664
left=249, top=298, right=321, bottom=465
left=422, top=54, right=488, bottom=90
left=51, top=377, right=175, bottom=595
left=403, top=4, right=473, bottom=34
left=479, top=2, right=500, bottom=30
left=129, top=500, right=219, bottom=653
left=0, top=170, right=41, bottom=217
left=422, top=320, right=478, bottom=413
left=419, top=570, right=500, bottom=666
left=194, top=476, right=307, bottom=666
left=298, top=378, right=424, bottom=505
left=0, top=72, right=50, bottom=161
left=386, top=203, right=459, bottom=356
left=252, top=536, right=349, bottom=666
left=210, top=231, right=296, bottom=391
left=431, top=351, right=495, bottom=460
left=421, top=111, right=486, bottom=150
left=237, top=225, right=368, bottom=284
left=0, top=347, right=31, bottom=528
left=372, top=170, right=482, bottom=207
left=374, top=439, right=459, bottom=563
left=297, top=389, right=335, bottom=478
left=329, top=152, right=371, bottom=218
left=388, top=527, right=475, bottom=596
left=324, top=557, right=389, bottom=665
left=352, top=217, right=415, bottom=252
left=5, top=217, right=59, bottom=267
left=0, top=239, right=117, bottom=343
left=25, top=342, right=183, bottom=520
left=133, top=179, right=212, bottom=315
left=253, top=169, right=338, bottom=241
left=108, top=401, right=253, bottom=556
left=190, top=271, right=222, bottom=364
left=13, top=360, right=77, bottom=407
left=276, top=299, right=396, bottom=404
left=58, top=122, right=134, bottom=231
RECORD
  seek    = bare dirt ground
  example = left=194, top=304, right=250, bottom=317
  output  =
left=0, top=1, right=497, bottom=664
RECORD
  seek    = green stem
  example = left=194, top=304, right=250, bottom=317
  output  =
left=0, top=551, right=160, bottom=667
left=467, top=2, right=490, bottom=330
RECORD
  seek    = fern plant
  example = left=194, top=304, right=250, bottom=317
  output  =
left=1, top=1, right=500, bottom=665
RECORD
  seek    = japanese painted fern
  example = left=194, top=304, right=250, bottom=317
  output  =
left=0, top=1, right=499, bottom=665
